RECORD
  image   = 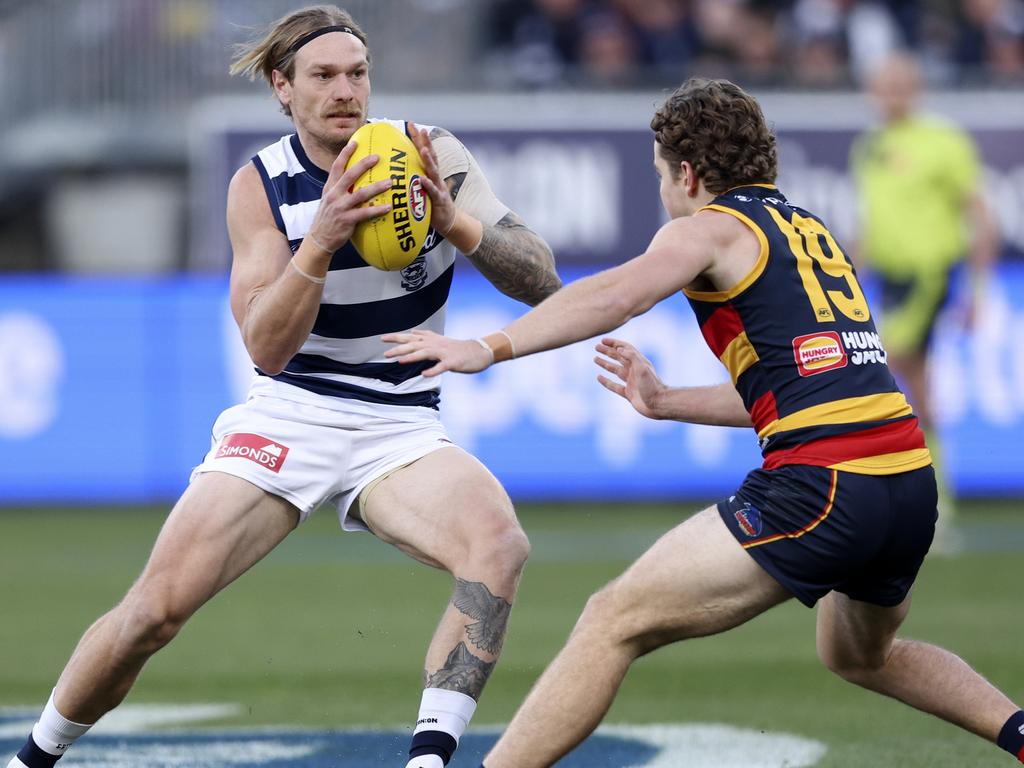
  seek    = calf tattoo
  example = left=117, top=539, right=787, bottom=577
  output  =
left=452, top=577, right=512, bottom=655
left=422, top=580, right=512, bottom=699
left=425, top=641, right=496, bottom=699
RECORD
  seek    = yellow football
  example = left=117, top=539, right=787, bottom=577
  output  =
left=346, top=121, right=432, bottom=271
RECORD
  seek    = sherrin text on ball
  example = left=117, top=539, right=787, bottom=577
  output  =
left=345, top=121, right=432, bottom=270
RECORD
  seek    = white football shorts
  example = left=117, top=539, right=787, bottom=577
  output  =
left=191, top=382, right=455, bottom=531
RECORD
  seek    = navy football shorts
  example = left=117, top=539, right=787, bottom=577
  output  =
left=718, top=464, right=938, bottom=608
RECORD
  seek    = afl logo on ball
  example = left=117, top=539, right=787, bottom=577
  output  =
left=409, top=176, right=426, bottom=222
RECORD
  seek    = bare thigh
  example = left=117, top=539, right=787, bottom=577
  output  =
left=591, top=506, right=792, bottom=652
left=816, top=590, right=910, bottom=670
left=127, top=471, right=300, bottom=617
left=357, top=446, right=518, bottom=571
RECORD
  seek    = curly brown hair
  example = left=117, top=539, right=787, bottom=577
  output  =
left=651, top=78, right=777, bottom=194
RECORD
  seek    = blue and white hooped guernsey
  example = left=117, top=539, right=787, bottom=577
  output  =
left=250, top=119, right=454, bottom=410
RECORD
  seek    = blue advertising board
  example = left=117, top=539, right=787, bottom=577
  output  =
left=1, top=266, right=1023, bottom=504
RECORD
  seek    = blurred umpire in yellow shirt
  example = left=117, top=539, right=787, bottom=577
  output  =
left=851, top=51, right=999, bottom=514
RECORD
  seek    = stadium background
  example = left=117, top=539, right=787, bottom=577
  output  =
left=1, top=1, right=1023, bottom=766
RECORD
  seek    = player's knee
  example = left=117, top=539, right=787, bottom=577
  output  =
left=470, top=515, right=530, bottom=579
left=118, top=591, right=192, bottom=653
left=578, top=584, right=617, bottom=627
left=577, top=579, right=691, bottom=657
left=575, top=582, right=641, bottom=647
left=817, top=638, right=889, bottom=683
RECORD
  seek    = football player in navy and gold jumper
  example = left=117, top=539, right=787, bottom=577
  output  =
left=386, top=78, right=1024, bottom=768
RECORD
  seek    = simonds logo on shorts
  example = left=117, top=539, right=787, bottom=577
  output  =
left=216, top=433, right=289, bottom=473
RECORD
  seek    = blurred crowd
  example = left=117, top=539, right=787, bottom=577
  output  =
left=485, top=0, right=1024, bottom=89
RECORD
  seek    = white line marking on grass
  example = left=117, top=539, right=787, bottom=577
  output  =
left=2, top=705, right=828, bottom=766
left=0, top=703, right=241, bottom=738
left=61, top=740, right=321, bottom=767
left=600, top=723, right=827, bottom=768
left=90, top=703, right=244, bottom=734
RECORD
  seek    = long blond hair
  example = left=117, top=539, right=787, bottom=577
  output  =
left=230, top=5, right=369, bottom=114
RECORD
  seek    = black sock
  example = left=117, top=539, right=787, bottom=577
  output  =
left=16, top=735, right=62, bottom=768
left=998, top=710, right=1024, bottom=763
left=409, top=730, right=458, bottom=765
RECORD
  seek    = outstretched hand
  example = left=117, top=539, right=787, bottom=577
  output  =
left=383, top=329, right=493, bottom=377
left=594, top=338, right=667, bottom=420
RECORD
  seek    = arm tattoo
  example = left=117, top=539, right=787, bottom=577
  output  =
left=428, top=126, right=468, bottom=200
left=424, top=641, right=495, bottom=700
left=467, top=212, right=562, bottom=306
left=451, top=578, right=512, bottom=656
left=446, top=171, right=467, bottom=201
left=427, top=126, right=560, bottom=305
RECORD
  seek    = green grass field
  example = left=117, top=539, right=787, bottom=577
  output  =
left=2, top=500, right=1022, bottom=767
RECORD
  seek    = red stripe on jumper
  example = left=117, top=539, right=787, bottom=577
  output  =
left=749, top=390, right=778, bottom=435
left=700, top=304, right=745, bottom=359
left=762, top=417, right=926, bottom=470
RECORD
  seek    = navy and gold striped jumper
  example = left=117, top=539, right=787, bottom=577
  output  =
left=692, top=185, right=937, bottom=607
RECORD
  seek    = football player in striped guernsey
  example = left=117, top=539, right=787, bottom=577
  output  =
left=386, top=78, right=1024, bottom=768
left=5, top=7, right=559, bottom=768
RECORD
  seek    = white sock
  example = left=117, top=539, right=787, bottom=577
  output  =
left=405, top=756, right=444, bottom=768
left=31, top=691, right=92, bottom=756
left=405, top=688, right=477, bottom=768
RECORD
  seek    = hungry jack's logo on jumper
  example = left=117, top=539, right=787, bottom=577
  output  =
left=792, top=331, right=848, bottom=377
left=216, top=433, right=289, bottom=473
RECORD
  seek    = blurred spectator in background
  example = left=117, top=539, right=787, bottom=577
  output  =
left=954, top=0, right=1024, bottom=83
left=614, top=0, right=701, bottom=81
left=489, top=0, right=693, bottom=88
left=790, top=31, right=847, bottom=87
left=850, top=51, right=999, bottom=514
left=485, top=0, right=1023, bottom=89
left=731, top=3, right=786, bottom=85
left=789, top=0, right=911, bottom=85
left=577, top=7, right=639, bottom=86
left=487, top=0, right=590, bottom=88
left=6, top=0, right=1024, bottom=101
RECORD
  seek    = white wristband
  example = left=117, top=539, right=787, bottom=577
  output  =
left=289, top=259, right=327, bottom=285
left=473, top=337, right=496, bottom=363
left=497, top=329, right=517, bottom=359
left=305, top=231, right=335, bottom=256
